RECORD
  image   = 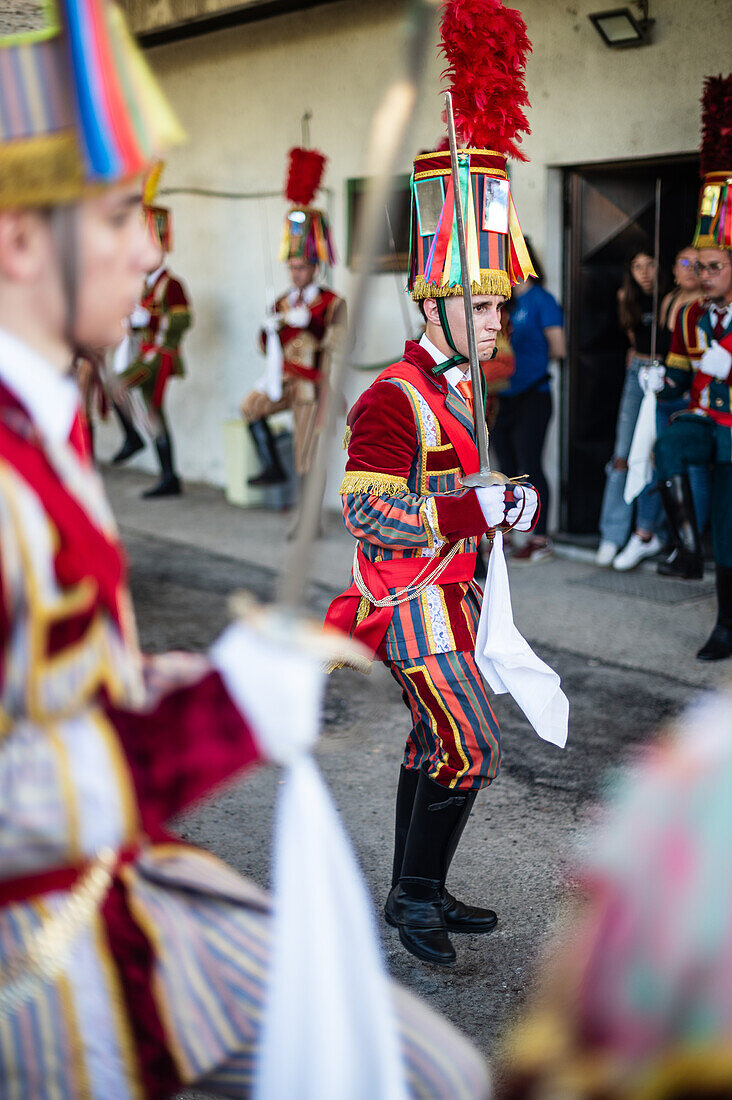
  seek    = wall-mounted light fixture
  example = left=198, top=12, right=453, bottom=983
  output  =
left=589, top=2, right=654, bottom=47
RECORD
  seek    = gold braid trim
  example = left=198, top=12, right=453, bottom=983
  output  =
left=342, top=426, right=352, bottom=450
left=0, top=131, right=88, bottom=208
left=339, top=471, right=409, bottom=496
left=411, top=270, right=511, bottom=302
left=666, top=353, right=692, bottom=371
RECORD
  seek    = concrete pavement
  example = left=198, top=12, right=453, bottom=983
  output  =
left=106, top=464, right=724, bottom=692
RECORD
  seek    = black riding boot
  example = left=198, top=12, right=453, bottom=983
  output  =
left=697, top=565, right=732, bottom=661
left=111, top=401, right=144, bottom=465
left=385, top=772, right=496, bottom=965
left=143, top=429, right=181, bottom=498
left=389, top=765, right=420, bottom=889
left=657, top=474, right=704, bottom=579
left=385, top=767, right=497, bottom=934
left=247, top=419, right=286, bottom=486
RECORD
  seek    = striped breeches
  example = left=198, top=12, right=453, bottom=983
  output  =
left=387, top=650, right=501, bottom=791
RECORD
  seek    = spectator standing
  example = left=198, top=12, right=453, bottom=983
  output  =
left=491, top=248, right=565, bottom=564
left=655, top=245, right=711, bottom=575
left=596, top=250, right=668, bottom=569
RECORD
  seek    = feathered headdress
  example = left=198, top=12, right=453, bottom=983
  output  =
left=408, top=0, right=535, bottom=301
left=278, top=146, right=336, bottom=265
left=440, top=0, right=532, bottom=160
left=694, top=74, right=732, bottom=249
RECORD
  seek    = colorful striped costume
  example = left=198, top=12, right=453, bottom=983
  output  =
left=0, top=341, right=488, bottom=1099
left=656, top=301, right=732, bottom=566
left=118, top=268, right=192, bottom=411
left=328, top=339, right=519, bottom=791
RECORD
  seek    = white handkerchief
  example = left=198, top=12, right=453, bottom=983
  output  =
left=624, top=389, right=657, bottom=504
left=476, top=533, right=568, bottom=748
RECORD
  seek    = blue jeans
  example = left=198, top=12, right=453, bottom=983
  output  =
left=599, top=357, right=662, bottom=547
left=656, top=398, right=711, bottom=534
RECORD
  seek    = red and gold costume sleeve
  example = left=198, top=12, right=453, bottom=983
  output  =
left=661, top=304, right=695, bottom=399
left=340, top=379, right=488, bottom=549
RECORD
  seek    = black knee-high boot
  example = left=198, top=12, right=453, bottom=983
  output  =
left=143, top=425, right=181, bottom=498
left=385, top=772, right=496, bottom=965
left=111, top=401, right=144, bottom=464
left=385, top=767, right=497, bottom=934
left=657, top=474, right=704, bottom=579
left=247, top=419, right=286, bottom=486
left=697, top=564, right=732, bottom=661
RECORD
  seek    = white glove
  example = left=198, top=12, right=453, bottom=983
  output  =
left=505, top=485, right=539, bottom=531
left=129, top=303, right=150, bottom=329
left=476, top=484, right=506, bottom=528
left=700, top=341, right=732, bottom=381
left=210, top=621, right=324, bottom=765
left=262, top=313, right=282, bottom=335
left=639, top=363, right=665, bottom=394
left=284, top=305, right=311, bottom=329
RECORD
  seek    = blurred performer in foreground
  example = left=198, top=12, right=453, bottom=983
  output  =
left=0, top=5, right=489, bottom=1098
left=650, top=75, right=732, bottom=659
left=241, top=147, right=346, bottom=491
left=327, top=0, right=543, bottom=968
left=499, top=686, right=732, bottom=1099
left=114, top=171, right=192, bottom=497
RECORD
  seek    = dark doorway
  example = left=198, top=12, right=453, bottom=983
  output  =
left=561, top=155, right=700, bottom=536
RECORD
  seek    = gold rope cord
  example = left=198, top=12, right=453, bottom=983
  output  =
left=0, top=847, right=116, bottom=1019
left=351, top=540, right=465, bottom=610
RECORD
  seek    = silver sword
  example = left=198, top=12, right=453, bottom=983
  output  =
left=444, top=90, right=509, bottom=489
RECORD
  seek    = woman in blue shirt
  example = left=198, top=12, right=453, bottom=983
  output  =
left=492, top=248, right=565, bottom=563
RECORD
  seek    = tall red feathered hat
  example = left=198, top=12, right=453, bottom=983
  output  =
left=409, top=0, right=535, bottom=300
left=693, top=74, right=732, bottom=250
left=278, top=147, right=336, bottom=265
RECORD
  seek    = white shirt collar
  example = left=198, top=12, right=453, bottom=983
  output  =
left=710, top=301, right=732, bottom=325
left=0, top=327, right=78, bottom=444
left=288, top=282, right=320, bottom=306
left=146, top=263, right=166, bottom=289
left=419, top=332, right=469, bottom=388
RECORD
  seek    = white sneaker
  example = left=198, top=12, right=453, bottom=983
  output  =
left=596, top=539, right=619, bottom=567
left=612, top=533, right=662, bottom=571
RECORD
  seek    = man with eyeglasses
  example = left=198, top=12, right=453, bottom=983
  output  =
left=649, top=236, right=732, bottom=659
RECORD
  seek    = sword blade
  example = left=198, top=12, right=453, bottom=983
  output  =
left=444, top=90, right=492, bottom=477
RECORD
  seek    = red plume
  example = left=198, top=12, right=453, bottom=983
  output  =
left=700, top=74, right=732, bottom=177
left=440, top=0, right=532, bottom=161
left=284, top=147, right=327, bottom=206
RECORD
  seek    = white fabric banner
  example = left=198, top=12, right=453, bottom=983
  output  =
left=212, top=621, right=408, bottom=1100
left=475, top=533, right=569, bottom=748
left=254, top=328, right=284, bottom=402
left=624, top=390, right=657, bottom=504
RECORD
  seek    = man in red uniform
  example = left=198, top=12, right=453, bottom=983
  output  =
left=115, top=198, right=192, bottom=497
left=241, top=146, right=345, bottom=489
left=242, top=255, right=345, bottom=485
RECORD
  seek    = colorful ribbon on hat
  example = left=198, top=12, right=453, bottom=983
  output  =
left=61, top=0, right=183, bottom=183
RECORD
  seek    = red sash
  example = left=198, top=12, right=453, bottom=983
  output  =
left=325, top=547, right=477, bottom=659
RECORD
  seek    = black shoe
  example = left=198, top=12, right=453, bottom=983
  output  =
left=442, top=890, right=498, bottom=933
left=112, top=435, right=144, bottom=464
left=385, top=887, right=497, bottom=934
left=657, top=547, right=704, bottom=580
left=247, top=467, right=286, bottom=487
left=142, top=476, right=182, bottom=498
left=697, top=623, right=732, bottom=661
left=385, top=880, right=456, bottom=966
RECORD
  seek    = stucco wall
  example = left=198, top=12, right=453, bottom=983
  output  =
left=98, top=0, right=730, bottom=518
